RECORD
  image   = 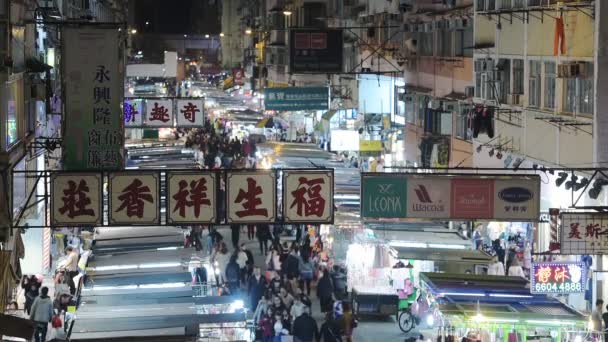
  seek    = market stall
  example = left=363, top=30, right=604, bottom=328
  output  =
left=419, top=272, right=589, bottom=342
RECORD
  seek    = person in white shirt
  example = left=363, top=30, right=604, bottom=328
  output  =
left=487, top=256, right=505, bottom=276
left=507, top=257, right=526, bottom=278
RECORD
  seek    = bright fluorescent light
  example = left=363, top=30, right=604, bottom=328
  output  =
left=389, top=241, right=427, bottom=248
left=138, top=262, right=181, bottom=269
left=474, top=317, right=519, bottom=323
left=440, top=292, right=486, bottom=297
left=157, top=246, right=181, bottom=251
left=428, top=244, right=466, bottom=250
left=489, top=294, right=533, bottom=298
left=84, top=285, right=138, bottom=291
left=525, top=320, right=576, bottom=326
left=334, top=194, right=361, bottom=200
left=91, top=264, right=138, bottom=271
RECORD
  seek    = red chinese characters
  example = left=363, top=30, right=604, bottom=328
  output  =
left=59, top=179, right=95, bottom=218
left=180, top=102, right=200, bottom=123
left=115, top=178, right=154, bottom=218
left=290, top=177, right=326, bottom=217
left=234, top=177, right=268, bottom=218
left=535, top=266, right=552, bottom=283
left=149, top=102, right=170, bottom=123
left=173, top=177, right=211, bottom=218
left=568, top=223, right=582, bottom=239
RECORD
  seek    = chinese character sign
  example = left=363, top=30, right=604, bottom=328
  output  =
left=62, top=27, right=124, bottom=170
left=283, top=171, right=334, bottom=223
left=176, top=99, right=204, bottom=127
left=561, top=212, right=608, bottom=254
left=51, top=173, right=102, bottom=226
left=145, top=99, right=173, bottom=126
left=109, top=172, right=160, bottom=225
left=226, top=171, right=276, bottom=223
left=531, top=262, right=586, bottom=294
left=167, top=172, right=216, bottom=224
left=124, top=99, right=143, bottom=127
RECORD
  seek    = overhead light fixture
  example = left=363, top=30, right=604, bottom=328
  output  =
left=573, top=177, right=589, bottom=191
left=205, top=34, right=210, bottom=38
left=565, top=175, right=578, bottom=190
left=589, top=179, right=608, bottom=199
left=130, top=28, right=137, bottom=34
left=555, top=172, right=568, bottom=187
left=488, top=149, right=495, bottom=157
left=220, top=32, right=225, bottom=37
left=245, top=29, right=252, bottom=35
left=532, top=163, right=538, bottom=170
left=476, top=145, right=483, bottom=153
left=496, top=151, right=503, bottom=159
left=488, top=293, right=533, bottom=298
left=283, top=10, right=292, bottom=16
left=440, top=292, right=486, bottom=297
left=503, top=155, right=513, bottom=168
left=548, top=169, right=555, bottom=175
left=512, top=157, right=523, bottom=171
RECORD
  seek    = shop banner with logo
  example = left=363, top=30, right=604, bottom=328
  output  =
left=145, top=99, right=173, bottom=126
left=175, top=99, right=204, bottom=127
left=108, top=172, right=160, bottom=225
left=124, top=99, right=144, bottom=127
left=226, top=171, right=277, bottom=224
left=282, top=170, right=334, bottom=224
left=361, top=174, right=540, bottom=221
left=530, top=262, right=586, bottom=294
left=361, top=174, right=408, bottom=219
left=62, top=27, right=124, bottom=170
left=264, top=87, right=329, bottom=111
left=50, top=173, right=102, bottom=226
left=560, top=212, right=608, bottom=255
left=166, top=171, right=217, bottom=224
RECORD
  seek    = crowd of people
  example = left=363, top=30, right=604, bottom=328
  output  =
left=192, top=223, right=353, bottom=342
left=183, top=119, right=259, bottom=169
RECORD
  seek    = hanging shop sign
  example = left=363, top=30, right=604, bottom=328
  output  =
left=361, top=174, right=408, bottom=219
left=166, top=171, right=217, bottom=224
left=226, top=171, right=277, bottom=224
left=289, top=29, right=343, bottom=74
left=360, top=174, right=540, bottom=221
left=282, top=170, right=334, bottom=224
left=108, top=172, right=160, bottom=225
left=145, top=99, right=173, bottom=126
left=176, top=99, right=204, bottom=127
left=560, top=212, right=608, bottom=255
left=62, top=26, right=124, bottom=170
left=530, top=261, right=586, bottom=294
left=264, top=87, right=329, bottom=111
left=359, top=140, right=383, bottom=157
left=124, top=99, right=144, bottom=127
left=50, top=173, right=103, bottom=226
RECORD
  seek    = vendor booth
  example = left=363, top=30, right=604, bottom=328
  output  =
left=419, top=272, right=588, bottom=342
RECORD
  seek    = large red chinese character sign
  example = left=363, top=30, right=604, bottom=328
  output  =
left=226, top=171, right=276, bottom=224
left=109, top=172, right=160, bottom=225
left=561, top=212, right=608, bottom=255
left=283, top=170, right=334, bottom=223
left=145, top=99, right=173, bottom=126
left=167, top=172, right=217, bottom=224
left=176, top=99, right=204, bottom=127
left=51, top=173, right=102, bottom=226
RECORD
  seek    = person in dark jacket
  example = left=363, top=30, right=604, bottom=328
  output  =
left=230, top=224, right=240, bottom=249
left=285, top=247, right=300, bottom=279
left=257, top=224, right=271, bottom=255
left=248, top=267, right=266, bottom=311
left=24, top=279, right=40, bottom=315
left=225, top=255, right=240, bottom=293
left=319, top=312, right=343, bottom=342
left=317, top=268, right=334, bottom=313
left=292, top=308, right=319, bottom=342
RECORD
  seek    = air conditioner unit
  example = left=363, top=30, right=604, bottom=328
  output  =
left=508, top=94, right=521, bottom=105
left=465, top=86, right=475, bottom=98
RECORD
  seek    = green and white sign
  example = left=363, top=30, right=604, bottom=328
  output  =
left=264, top=87, right=329, bottom=111
left=63, top=26, right=124, bottom=170
left=361, top=174, right=407, bottom=218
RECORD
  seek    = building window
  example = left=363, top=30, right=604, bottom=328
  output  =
left=437, top=28, right=452, bottom=57
left=496, top=59, right=510, bottom=104
left=512, top=59, right=524, bottom=95
left=455, top=105, right=472, bottom=141
left=563, top=62, right=594, bottom=114
left=529, top=60, right=541, bottom=107
left=455, top=27, right=473, bottom=57
left=544, top=61, right=556, bottom=109
left=418, top=32, right=433, bottom=56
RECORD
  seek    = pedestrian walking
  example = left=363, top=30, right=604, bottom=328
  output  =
left=247, top=224, right=256, bottom=240
left=299, top=254, right=314, bottom=296
left=292, top=307, right=319, bottom=342
left=212, top=242, right=231, bottom=284
left=230, top=224, right=240, bottom=249
left=236, top=244, right=249, bottom=286
left=257, top=224, right=271, bottom=255
left=30, top=287, right=53, bottom=342
left=317, top=268, right=335, bottom=313
left=248, top=267, right=266, bottom=311
left=23, top=276, right=40, bottom=315
left=225, top=254, right=240, bottom=293
left=319, top=311, right=343, bottom=342
left=63, top=246, right=80, bottom=294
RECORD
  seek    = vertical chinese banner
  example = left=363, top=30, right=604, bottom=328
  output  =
left=282, top=170, right=334, bottom=224
left=166, top=171, right=217, bottom=224
left=62, top=27, right=124, bottom=170
left=108, top=172, right=160, bottom=225
left=50, top=173, right=103, bottom=226
left=226, top=171, right=276, bottom=224
left=145, top=99, right=173, bottom=126
left=175, top=99, right=204, bottom=127
left=124, top=98, right=144, bottom=127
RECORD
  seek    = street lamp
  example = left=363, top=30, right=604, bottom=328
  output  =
left=220, top=32, right=225, bottom=37
left=205, top=34, right=210, bottom=38
left=283, top=10, right=292, bottom=16
left=245, top=29, right=252, bottom=35
left=183, top=34, right=188, bottom=38
left=130, top=28, right=137, bottom=34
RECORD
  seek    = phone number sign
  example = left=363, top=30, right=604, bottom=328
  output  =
left=531, top=262, right=586, bottom=294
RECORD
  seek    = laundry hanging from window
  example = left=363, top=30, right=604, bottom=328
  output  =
left=472, top=106, right=495, bottom=138
left=553, top=17, right=566, bottom=56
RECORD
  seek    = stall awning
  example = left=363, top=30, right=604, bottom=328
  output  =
left=322, top=110, right=337, bottom=120
left=405, top=85, right=433, bottom=94
left=0, top=314, right=35, bottom=339
left=392, top=247, right=491, bottom=263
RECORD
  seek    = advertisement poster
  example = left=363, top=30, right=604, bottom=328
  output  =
left=62, top=27, right=123, bottom=170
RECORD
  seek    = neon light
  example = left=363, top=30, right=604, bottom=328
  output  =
left=428, top=244, right=467, bottom=250
left=525, top=320, right=577, bottom=326
left=440, top=292, right=486, bottom=297
left=488, top=294, right=533, bottom=298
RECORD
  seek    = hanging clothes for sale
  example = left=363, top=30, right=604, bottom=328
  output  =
left=472, top=106, right=494, bottom=138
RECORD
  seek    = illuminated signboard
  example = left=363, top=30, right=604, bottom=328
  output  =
left=531, top=262, right=586, bottom=294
